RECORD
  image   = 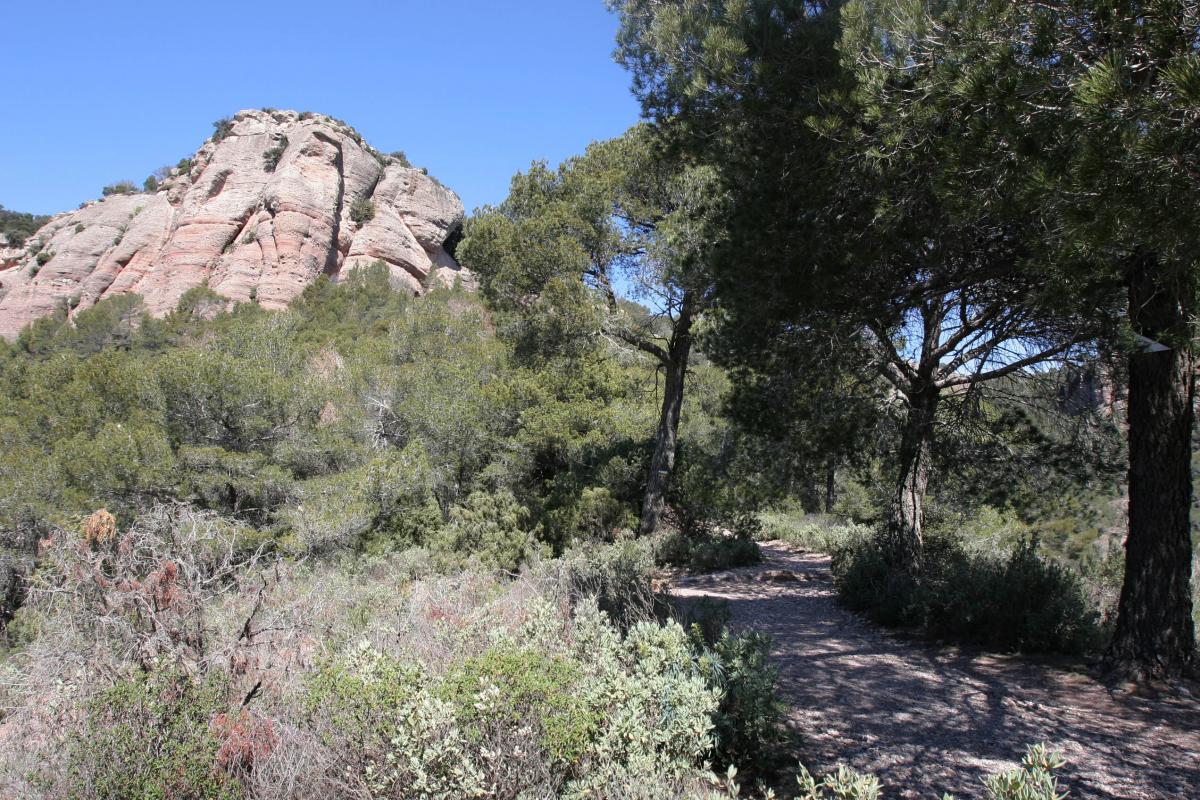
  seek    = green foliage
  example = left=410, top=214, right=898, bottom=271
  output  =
left=101, top=181, right=137, bottom=197
left=0, top=204, right=49, bottom=249
left=55, top=421, right=175, bottom=519
left=211, top=117, right=233, bottom=142
left=696, top=629, right=788, bottom=777
left=59, top=670, right=243, bottom=800
left=388, top=150, right=412, bottom=167
left=305, top=644, right=485, bottom=799
left=432, top=489, right=547, bottom=573
left=35, top=250, right=52, bottom=266
left=832, top=531, right=1103, bottom=654
left=983, top=744, right=1069, bottom=800
left=177, top=446, right=292, bottom=525
left=658, top=529, right=761, bottom=572
left=261, top=135, right=288, bottom=172
left=442, top=645, right=597, bottom=768
left=143, top=175, right=159, bottom=192
left=348, top=197, right=375, bottom=226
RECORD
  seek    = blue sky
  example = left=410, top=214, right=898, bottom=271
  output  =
left=0, top=1, right=641, bottom=217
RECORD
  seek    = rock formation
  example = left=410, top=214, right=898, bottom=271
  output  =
left=0, top=109, right=470, bottom=340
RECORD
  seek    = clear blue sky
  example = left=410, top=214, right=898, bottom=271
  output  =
left=0, top=1, right=642, bottom=217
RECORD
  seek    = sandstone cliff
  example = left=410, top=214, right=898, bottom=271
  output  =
left=0, top=109, right=470, bottom=340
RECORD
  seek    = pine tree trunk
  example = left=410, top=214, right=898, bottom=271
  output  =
left=824, top=458, right=837, bottom=514
left=639, top=298, right=695, bottom=536
left=886, top=387, right=939, bottom=575
left=1106, top=256, right=1197, bottom=679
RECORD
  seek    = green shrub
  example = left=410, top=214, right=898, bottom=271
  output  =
left=36, top=250, right=52, bottom=266
left=304, top=644, right=485, bottom=799
left=143, top=175, right=159, bottom=192
left=698, top=629, right=789, bottom=777
left=101, top=181, right=137, bottom=196
left=984, top=743, right=1069, bottom=800
left=432, top=489, right=547, bottom=573
left=261, top=135, right=288, bottom=172
left=212, top=117, right=234, bottom=142
left=349, top=197, right=375, bottom=226
left=658, top=528, right=761, bottom=572
left=442, top=645, right=597, bottom=769
left=832, top=531, right=1103, bottom=654
left=388, top=150, right=412, bottom=168
left=759, top=506, right=872, bottom=554
left=74, top=223, right=85, bottom=234
left=59, top=670, right=244, bottom=800
left=176, top=157, right=193, bottom=173
left=550, top=538, right=658, bottom=627
left=1, top=204, right=50, bottom=249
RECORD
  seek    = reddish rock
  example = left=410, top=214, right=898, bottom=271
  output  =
left=0, top=110, right=469, bottom=340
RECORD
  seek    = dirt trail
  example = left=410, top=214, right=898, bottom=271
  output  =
left=671, top=541, right=1200, bottom=800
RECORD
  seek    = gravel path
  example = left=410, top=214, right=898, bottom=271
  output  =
left=671, top=541, right=1200, bottom=799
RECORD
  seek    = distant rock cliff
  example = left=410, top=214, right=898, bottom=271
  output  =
left=0, top=109, right=469, bottom=340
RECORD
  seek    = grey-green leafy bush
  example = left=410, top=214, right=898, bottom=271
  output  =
left=983, top=743, right=1069, bottom=800
left=304, top=644, right=486, bottom=799
left=794, top=764, right=882, bottom=800
left=698, top=629, right=789, bottom=777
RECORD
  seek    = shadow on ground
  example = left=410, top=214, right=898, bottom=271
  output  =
left=672, top=542, right=1200, bottom=800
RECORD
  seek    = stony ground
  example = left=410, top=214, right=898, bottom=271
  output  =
left=672, top=541, right=1200, bottom=800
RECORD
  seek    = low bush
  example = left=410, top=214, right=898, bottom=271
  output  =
left=758, top=506, right=871, bottom=554
left=832, top=531, right=1103, bottom=654
left=304, top=644, right=484, bottom=799
left=349, top=197, right=375, bottom=226
left=696, top=629, right=789, bottom=777
left=261, top=136, right=288, bottom=173
left=56, top=670, right=245, bottom=800
left=658, top=528, right=761, bottom=572
left=431, top=489, right=547, bottom=573
left=212, top=117, right=234, bottom=142
left=101, top=181, right=137, bottom=197
left=546, top=537, right=658, bottom=627
left=753, top=743, right=1068, bottom=800
left=442, top=645, right=597, bottom=771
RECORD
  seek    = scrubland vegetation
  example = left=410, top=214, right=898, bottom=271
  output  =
left=0, top=265, right=1090, bottom=798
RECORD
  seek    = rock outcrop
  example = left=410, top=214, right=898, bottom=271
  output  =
left=0, top=110, right=470, bottom=340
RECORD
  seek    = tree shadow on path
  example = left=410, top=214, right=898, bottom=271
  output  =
left=672, top=542, right=1200, bottom=800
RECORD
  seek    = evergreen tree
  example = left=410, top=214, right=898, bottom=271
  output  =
left=460, top=125, right=725, bottom=534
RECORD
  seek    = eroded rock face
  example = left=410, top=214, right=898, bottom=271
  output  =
left=0, top=109, right=470, bottom=340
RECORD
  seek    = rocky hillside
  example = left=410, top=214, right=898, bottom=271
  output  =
left=0, top=109, right=469, bottom=340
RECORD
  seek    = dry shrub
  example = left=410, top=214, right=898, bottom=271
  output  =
left=80, top=507, right=117, bottom=545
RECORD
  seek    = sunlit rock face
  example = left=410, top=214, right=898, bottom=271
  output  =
left=0, top=109, right=470, bottom=340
